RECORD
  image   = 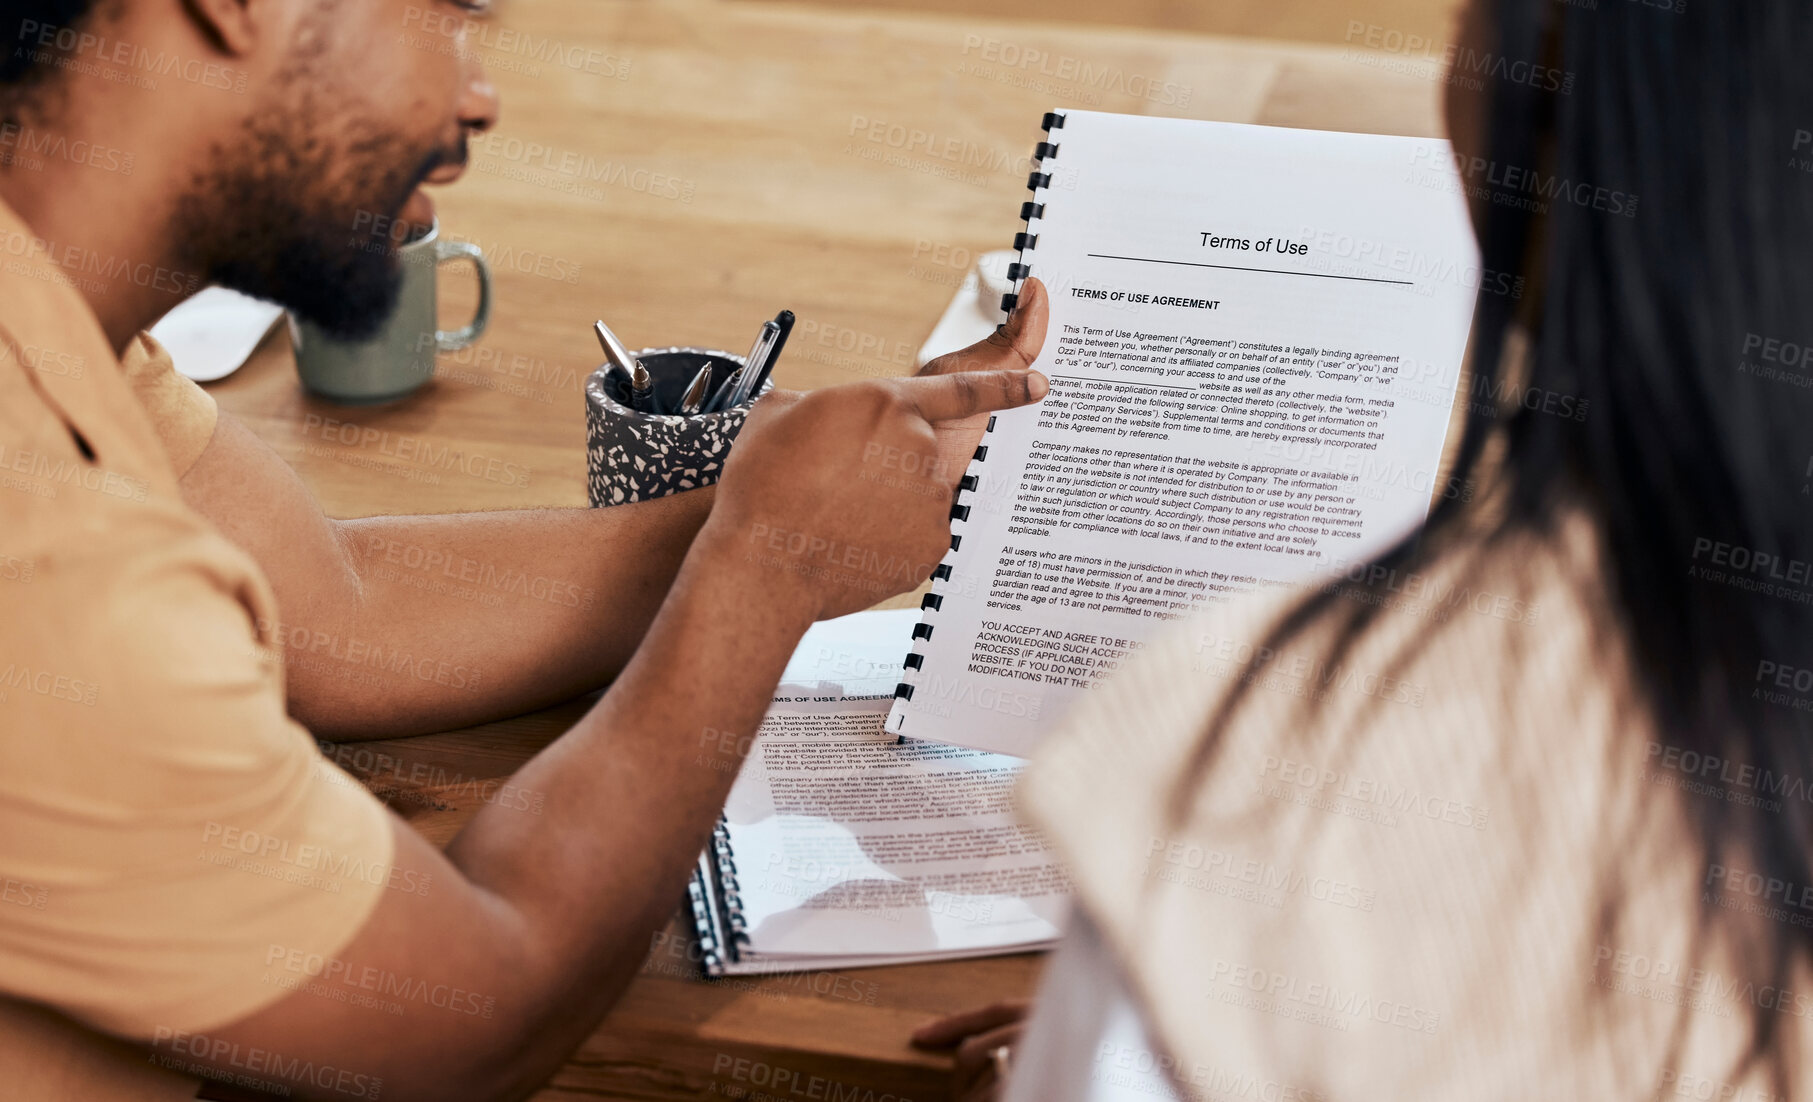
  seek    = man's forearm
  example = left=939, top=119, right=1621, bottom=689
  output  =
left=442, top=524, right=815, bottom=1091
left=206, top=521, right=819, bottom=1102
left=317, top=488, right=716, bottom=738
left=180, top=411, right=716, bottom=740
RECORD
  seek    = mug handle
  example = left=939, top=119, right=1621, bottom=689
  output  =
left=433, top=239, right=492, bottom=351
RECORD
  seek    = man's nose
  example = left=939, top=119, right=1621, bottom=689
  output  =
left=460, top=73, right=500, bottom=135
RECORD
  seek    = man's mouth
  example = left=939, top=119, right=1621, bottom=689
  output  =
left=399, top=186, right=437, bottom=234
left=390, top=147, right=468, bottom=241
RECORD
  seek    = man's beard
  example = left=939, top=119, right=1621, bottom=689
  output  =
left=173, top=106, right=444, bottom=341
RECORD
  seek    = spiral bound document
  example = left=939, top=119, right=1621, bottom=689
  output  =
left=886, top=109, right=1480, bottom=756
left=688, top=610, right=1066, bottom=977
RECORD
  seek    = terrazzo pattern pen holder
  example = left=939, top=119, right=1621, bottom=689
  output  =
left=584, top=347, right=773, bottom=506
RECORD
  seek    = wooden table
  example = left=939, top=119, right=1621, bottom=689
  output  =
left=206, top=1, right=1445, bottom=1096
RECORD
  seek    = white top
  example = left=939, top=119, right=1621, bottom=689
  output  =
left=1005, top=910, right=1182, bottom=1102
left=1014, top=507, right=1813, bottom=1099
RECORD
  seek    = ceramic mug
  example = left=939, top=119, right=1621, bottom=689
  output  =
left=292, top=219, right=492, bottom=404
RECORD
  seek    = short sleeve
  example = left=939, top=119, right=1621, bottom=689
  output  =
left=0, top=495, right=396, bottom=1038
left=118, top=332, right=219, bottom=479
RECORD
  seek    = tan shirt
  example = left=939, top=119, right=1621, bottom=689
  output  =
left=0, top=198, right=394, bottom=1099
left=1019, top=512, right=1809, bottom=1098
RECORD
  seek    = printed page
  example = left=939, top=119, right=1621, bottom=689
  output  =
left=721, top=698, right=1066, bottom=961
left=887, top=111, right=1481, bottom=755
left=775, top=606, right=921, bottom=701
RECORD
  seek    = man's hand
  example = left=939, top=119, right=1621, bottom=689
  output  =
left=912, top=1001, right=1030, bottom=1102
left=704, top=293, right=1049, bottom=623
left=916, top=278, right=1049, bottom=484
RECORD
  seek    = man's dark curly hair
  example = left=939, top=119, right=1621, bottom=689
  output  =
left=2, top=1, right=105, bottom=84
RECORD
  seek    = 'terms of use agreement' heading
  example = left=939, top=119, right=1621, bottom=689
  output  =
left=1071, top=287, right=1220, bottom=309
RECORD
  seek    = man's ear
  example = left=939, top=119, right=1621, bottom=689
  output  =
left=180, top=0, right=260, bottom=55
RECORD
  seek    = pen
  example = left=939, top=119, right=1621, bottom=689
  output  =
left=629, top=362, right=657, bottom=414
left=679, top=364, right=713, bottom=414
left=593, top=319, right=641, bottom=376
left=699, top=367, right=726, bottom=412
left=730, top=321, right=780, bottom=408
left=744, top=309, right=794, bottom=401
left=705, top=367, right=745, bottom=414
left=694, top=359, right=718, bottom=409
left=595, top=319, right=656, bottom=413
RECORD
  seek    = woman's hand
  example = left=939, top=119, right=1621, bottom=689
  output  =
left=910, top=1000, right=1029, bottom=1102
